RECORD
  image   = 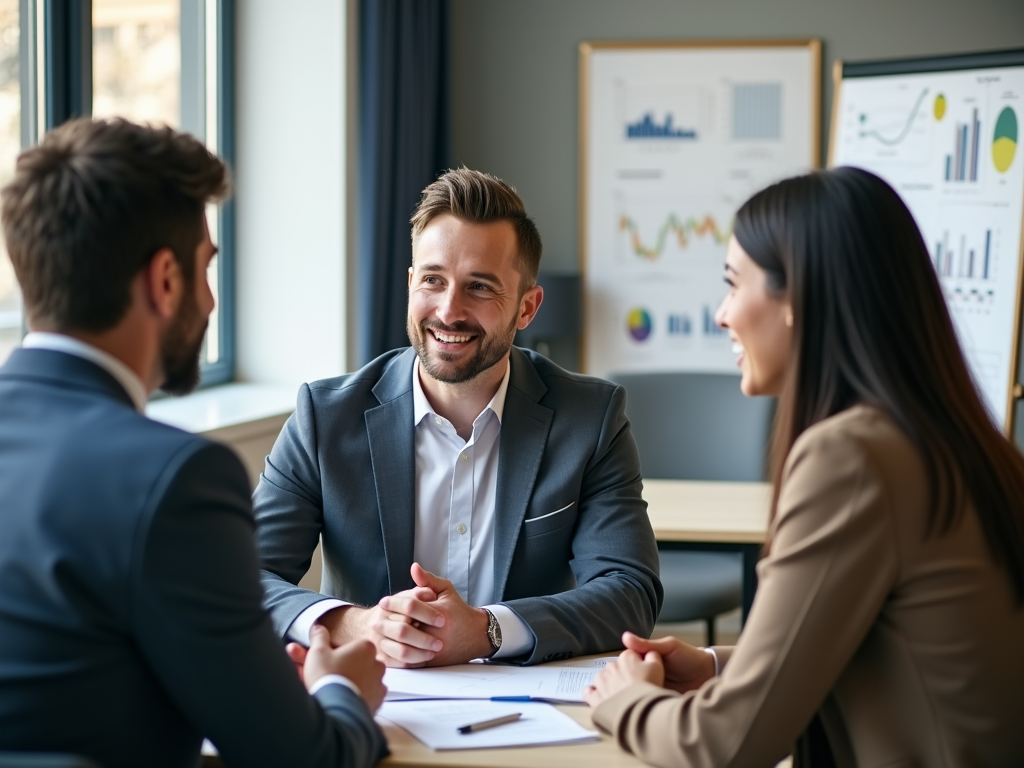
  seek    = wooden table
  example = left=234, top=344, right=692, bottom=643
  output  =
left=202, top=481, right=771, bottom=768
left=642, top=479, right=771, bottom=623
left=197, top=484, right=775, bottom=768
left=381, top=700, right=790, bottom=768
left=201, top=705, right=640, bottom=768
left=380, top=704, right=642, bottom=768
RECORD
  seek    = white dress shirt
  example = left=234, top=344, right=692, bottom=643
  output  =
left=289, top=358, right=534, bottom=659
left=21, top=332, right=149, bottom=412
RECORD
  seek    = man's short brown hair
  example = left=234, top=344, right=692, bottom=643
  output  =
left=410, top=168, right=542, bottom=291
left=1, top=117, right=230, bottom=333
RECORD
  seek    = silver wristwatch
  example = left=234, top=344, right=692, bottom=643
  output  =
left=484, top=608, right=502, bottom=655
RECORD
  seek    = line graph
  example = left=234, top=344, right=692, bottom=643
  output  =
left=858, top=88, right=929, bottom=146
left=619, top=213, right=731, bottom=261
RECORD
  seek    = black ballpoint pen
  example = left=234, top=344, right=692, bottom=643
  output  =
left=457, top=712, right=522, bottom=734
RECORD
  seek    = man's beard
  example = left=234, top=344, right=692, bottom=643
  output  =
left=160, top=290, right=208, bottom=396
left=407, top=314, right=517, bottom=385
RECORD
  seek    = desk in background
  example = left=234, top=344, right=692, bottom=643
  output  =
left=642, top=480, right=771, bottom=623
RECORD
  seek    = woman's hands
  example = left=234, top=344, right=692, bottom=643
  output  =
left=583, top=647, right=665, bottom=707
left=583, top=631, right=719, bottom=708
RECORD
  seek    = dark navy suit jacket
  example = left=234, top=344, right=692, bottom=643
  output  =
left=254, top=347, right=663, bottom=665
left=0, top=348, right=386, bottom=768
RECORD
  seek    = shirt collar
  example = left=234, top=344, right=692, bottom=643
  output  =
left=412, top=356, right=512, bottom=427
left=21, top=332, right=150, bottom=413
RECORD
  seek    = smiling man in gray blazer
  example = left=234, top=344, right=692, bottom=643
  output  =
left=254, top=169, right=662, bottom=667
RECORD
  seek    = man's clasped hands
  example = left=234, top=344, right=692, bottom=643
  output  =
left=283, top=563, right=496, bottom=710
left=282, top=562, right=721, bottom=716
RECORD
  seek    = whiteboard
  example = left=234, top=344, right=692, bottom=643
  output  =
left=580, top=40, right=820, bottom=378
left=831, top=49, right=1024, bottom=432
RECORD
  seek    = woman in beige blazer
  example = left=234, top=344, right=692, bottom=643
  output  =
left=584, top=167, right=1024, bottom=767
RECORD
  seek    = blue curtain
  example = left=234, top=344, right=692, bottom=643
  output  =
left=359, top=0, right=449, bottom=364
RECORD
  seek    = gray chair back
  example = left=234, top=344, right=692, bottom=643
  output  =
left=610, top=372, right=774, bottom=482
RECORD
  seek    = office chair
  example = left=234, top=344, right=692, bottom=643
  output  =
left=0, top=755, right=102, bottom=768
left=610, top=371, right=775, bottom=645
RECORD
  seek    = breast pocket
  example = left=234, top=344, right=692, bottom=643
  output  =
left=522, top=501, right=576, bottom=537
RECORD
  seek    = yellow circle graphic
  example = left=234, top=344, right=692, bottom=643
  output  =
left=933, top=94, right=946, bottom=121
left=994, top=138, right=1016, bottom=173
left=992, top=106, right=1017, bottom=174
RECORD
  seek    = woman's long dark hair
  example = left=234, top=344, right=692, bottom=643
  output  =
left=734, top=166, right=1024, bottom=602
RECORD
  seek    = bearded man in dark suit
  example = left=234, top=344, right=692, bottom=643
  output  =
left=0, top=118, right=387, bottom=768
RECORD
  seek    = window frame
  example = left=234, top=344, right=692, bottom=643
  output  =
left=18, top=0, right=236, bottom=387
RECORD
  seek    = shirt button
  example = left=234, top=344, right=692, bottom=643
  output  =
left=456, top=523, right=467, bottom=534
left=461, top=453, right=469, bottom=462
left=434, top=417, right=443, bottom=426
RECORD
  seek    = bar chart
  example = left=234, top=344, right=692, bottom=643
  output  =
left=933, top=227, right=992, bottom=280
left=945, top=108, right=981, bottom=182
left=615, top=81, right=712, bottom=147
left=625, top=113, right=698, bottom=139
left=703, top=306, right=728, bottom=337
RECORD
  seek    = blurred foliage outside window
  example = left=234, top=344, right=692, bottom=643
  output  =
left=92, top=0, right=180, bottom=128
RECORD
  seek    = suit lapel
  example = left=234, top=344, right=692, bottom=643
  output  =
left=366, top=349, right=418, bottom=594
left=493, top=348, right=552, bottom=601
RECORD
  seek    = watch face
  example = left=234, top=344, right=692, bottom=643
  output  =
left=487, top=611, right=502, bottom=649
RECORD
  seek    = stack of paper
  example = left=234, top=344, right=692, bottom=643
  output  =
left=377, top=700, right=599, bottom=750
left=383, top=656, right=617, bottom=703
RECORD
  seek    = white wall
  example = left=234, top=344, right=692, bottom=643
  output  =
left=234, top=0, right=352, bottom=385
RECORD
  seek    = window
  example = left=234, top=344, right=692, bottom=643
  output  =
left=2, top=0, right=234, bottom=385
left=0, top=1, right=19, bottom=364
left=92, top=0, right=181, bottom=127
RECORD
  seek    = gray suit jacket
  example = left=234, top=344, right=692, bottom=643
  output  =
left=0, top=349, right=387, bottom=768
left=254, top=347, right=662, bottom=664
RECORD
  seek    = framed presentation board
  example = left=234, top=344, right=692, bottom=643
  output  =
left=579, top=39, right=820, bottom=378
left=830, top=48, right=1024, bottom=434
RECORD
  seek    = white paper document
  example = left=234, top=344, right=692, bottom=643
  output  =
left=383, top=656, right=617, bottom=703
left=377, top=700, right=599, bottom=750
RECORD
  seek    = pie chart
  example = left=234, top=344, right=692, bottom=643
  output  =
left=992, top=106, right=1017, bottom=173
left=626, top=308, right=652, bottom=342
